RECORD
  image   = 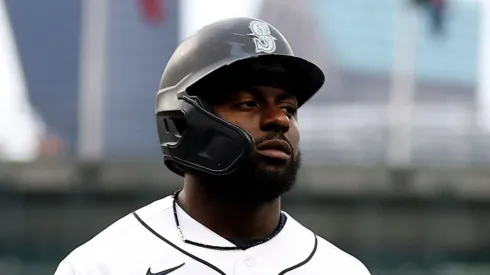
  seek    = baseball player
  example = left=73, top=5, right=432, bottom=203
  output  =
left=54, top=17, right=371, bottom=275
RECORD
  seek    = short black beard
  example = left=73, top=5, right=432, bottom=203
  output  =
left=197, top=138, right=301, bottom=207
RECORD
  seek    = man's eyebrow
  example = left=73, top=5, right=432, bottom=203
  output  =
left=276, top=92, right=297, bottom=103
left=248, top=87, right=297, bottom=103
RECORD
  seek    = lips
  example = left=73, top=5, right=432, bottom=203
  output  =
left=255, top=139, right=292, bottom=160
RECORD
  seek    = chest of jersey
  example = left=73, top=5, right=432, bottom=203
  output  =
left=100, top=221, right=321, bottom=275
left=129, top=243, right=323, bottom=275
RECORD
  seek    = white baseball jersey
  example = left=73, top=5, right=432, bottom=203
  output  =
left=54, top=196, right=371, bottom=275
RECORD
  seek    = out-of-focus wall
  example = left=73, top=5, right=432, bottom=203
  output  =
left=1, top=162, right=490, bottom=275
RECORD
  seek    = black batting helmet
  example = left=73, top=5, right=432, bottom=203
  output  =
left=156, top=17, right=325, bottom=177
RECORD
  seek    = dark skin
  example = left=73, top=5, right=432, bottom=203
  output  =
left=176, top=86, right=301, bottom=241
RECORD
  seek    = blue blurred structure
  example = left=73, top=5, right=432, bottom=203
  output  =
left=5, top=0, right=485, bottom=163
left=5, top=0, right=179, bottom=158
left=5, top=0, right=82, bottom=153
left=310, top=0, right=478, bottom=100
left=101, top=0, right=179, bottom=158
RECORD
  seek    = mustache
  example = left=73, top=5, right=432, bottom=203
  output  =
left=254, top=132, right=293, bottom=151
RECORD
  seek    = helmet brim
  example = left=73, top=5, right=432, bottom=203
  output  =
left=188, top=54, right=326, bottom=108
left=250, top=54, right=326, bottom=107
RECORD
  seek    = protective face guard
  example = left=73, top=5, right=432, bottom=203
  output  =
left=158, top=93, right=254, bottom=177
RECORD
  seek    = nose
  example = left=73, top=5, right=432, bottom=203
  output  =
left=259, top=107, right=290, bottom=133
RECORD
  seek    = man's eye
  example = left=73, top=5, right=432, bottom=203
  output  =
left=281, top=105, right=297, bottom=115
left=238, top=101, right=259, bottom=108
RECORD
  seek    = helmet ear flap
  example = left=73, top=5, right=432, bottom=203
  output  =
left=156, top=112, right=186, bottom=145
left=161, top=97, right=254, bottom=177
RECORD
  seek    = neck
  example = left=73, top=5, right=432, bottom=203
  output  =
left=177, top=173, right=282, bottom=240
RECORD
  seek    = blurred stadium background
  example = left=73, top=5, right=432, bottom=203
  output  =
left=1, top=0, right=490, bottom=274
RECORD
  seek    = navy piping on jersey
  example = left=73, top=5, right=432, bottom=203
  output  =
left=279, top=234, right=318, bottom=275
left=133, top=211, right=318, bottom=275
left=133, top=212, right=226, bottom=275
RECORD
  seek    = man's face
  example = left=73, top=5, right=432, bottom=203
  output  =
left=205, top=85, right=302, bottom=204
